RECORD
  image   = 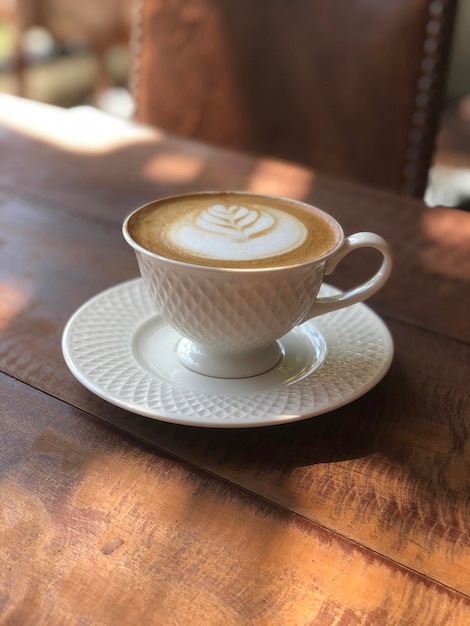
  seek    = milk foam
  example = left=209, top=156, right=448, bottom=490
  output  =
left=167, top=204, right=307, bottom=261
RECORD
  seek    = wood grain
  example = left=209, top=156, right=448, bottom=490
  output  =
left=0, top=192, right=469, bottom=593
left=1, top=375, right=470, bottom=625
left=1, top=112, right=469, bottom=342
left=8, top=316, right=470, bottom=595
left=1, top=98, right=470, bottom=623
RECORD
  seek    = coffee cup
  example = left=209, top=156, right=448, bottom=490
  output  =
left=123, top=191, right=392, bottom=378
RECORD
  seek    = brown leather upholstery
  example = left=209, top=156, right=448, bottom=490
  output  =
left=131, top=0, right=457, bottom=197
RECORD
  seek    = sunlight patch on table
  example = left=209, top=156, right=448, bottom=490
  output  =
left=142, top=152, right=204, bottom=183
left=0, top=281, right=33, bottom=331
left=420, top=208, right=470, bottom=280
left=246, top=158, right=314, bottom=199
left=0, top=94, right=159, bottom=153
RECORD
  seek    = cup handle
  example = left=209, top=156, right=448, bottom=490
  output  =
left=308, top=232, right=393, bottom=318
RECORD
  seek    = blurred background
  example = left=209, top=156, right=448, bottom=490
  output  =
left=0, top=0, right=469, bottom=209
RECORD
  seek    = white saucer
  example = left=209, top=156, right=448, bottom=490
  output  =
left=62, top=279, right=393, bottom=428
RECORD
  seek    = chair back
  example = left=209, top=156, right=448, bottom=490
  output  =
left=131, top=0, right=457, bottom=197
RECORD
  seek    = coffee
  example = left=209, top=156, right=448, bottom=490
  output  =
left=126, top=192, right=339, bottom=268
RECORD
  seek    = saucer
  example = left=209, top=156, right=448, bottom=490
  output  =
left=62, top=279, right=393, bottom=428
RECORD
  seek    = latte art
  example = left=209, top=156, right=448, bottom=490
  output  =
left=168, top=203, right=307, bottom=261
left=195, top=204, right=275, bottom=241
left=126, top=192, right=339, bottom=269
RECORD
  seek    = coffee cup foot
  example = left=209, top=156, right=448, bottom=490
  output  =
left=177, top=339, right=282, bottom=379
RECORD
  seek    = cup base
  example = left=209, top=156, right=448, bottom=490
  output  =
left=177, top=338, right=282, bottom=378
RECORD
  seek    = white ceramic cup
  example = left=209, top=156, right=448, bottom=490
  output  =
left=123, top=192, right=392, bottom=378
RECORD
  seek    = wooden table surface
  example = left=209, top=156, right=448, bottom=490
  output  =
left=1, top=95, right=469, bottom=625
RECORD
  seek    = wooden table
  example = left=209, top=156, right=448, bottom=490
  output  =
left=1, top=94, right=469, bottom=625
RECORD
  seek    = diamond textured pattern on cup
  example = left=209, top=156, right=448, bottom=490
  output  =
left=137, top=254, right=322, bottom=349
left=64, top=279, right=392, bottom=425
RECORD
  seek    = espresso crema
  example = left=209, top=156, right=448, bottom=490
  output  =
left=127, top=193, right=339, bottom=268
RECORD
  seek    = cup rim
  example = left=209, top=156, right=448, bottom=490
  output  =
left=122, top=191, right=345, bottom=273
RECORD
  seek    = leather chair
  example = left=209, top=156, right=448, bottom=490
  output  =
left=131, top=0, right=458, bottom=197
